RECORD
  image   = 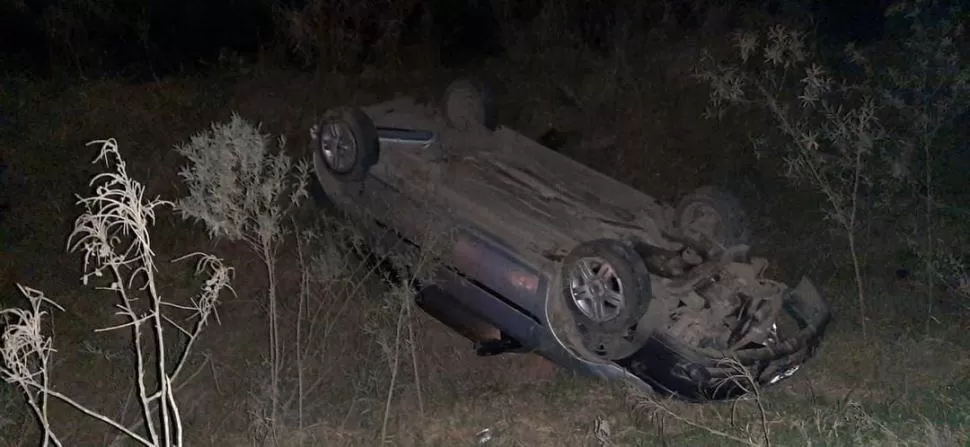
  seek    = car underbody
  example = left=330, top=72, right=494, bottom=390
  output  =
left=308, top=79, right=831, bottom=401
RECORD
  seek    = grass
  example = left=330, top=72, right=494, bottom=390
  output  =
left=2, top=10, right=969, bottom=446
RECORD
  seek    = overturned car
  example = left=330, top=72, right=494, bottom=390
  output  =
left=308, top=79, right=831, bottom=401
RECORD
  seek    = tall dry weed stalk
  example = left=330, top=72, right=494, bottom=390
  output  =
left=875, top=0, right=969, bottom=327
left=695, top=25, right=886, bottom=337
left=175, top=113, right=310, bottom=443
left=696, top=0, right=970, bottom=332
left=342, top=177, right=456, bottom=445
left=1, top=139, right=234, bottom=446
left=177, top=112, right=431, bottom=444
left=282, top=220, right=386, bottom=437
left=631, top=358, right=772, bottom=446
left=370, top=242, right=441, bottom=446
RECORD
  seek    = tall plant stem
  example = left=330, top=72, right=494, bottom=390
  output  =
left=262, top=243, right=281, bottom=444
left=850, top=144, right=867, bottom=340
left=924, top=142, right=934, bottom=334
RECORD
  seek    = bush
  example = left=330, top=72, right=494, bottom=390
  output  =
left=174, top=112, right=309, bottom=442
left=694, top=0, right=970, bottom=332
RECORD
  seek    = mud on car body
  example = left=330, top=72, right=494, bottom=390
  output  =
left=307, top=78, right=831, bottom=401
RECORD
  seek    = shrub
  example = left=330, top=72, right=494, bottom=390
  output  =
left=174, top=112, right=309, bottom=442
left=695, top=24, right=888, bottom=335
left=694, top=0, right=970, bottom=331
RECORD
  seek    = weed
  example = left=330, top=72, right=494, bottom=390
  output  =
left=1, top=139, right=233, bottom=446
left=174, top=113, right=309, bottom=444
left=695, top=24, right=887, bottom=337
left=694, top=0, right=970, bottom=334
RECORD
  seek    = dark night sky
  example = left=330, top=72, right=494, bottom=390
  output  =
left=0, top=0, right=893, bottom=78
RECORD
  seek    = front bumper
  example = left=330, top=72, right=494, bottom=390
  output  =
left=616, top=277, right=831, bottom=401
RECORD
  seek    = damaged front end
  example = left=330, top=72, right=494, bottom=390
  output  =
left=618, top=246, right=831, bottom=401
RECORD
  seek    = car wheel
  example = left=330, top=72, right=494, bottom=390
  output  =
left=307, top=171, right=336, bottom=210
left=561, top=239, right=653, bottom=336
left=674, top=186, right=751, bottom=249
left=316, top=107, right=379, bottom=182
left=442, top=78, right=498, bottom=132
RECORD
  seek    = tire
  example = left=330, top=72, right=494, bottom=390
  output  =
left=674, top=186, right=751, bottom=249
left=307, top=171, right=335, bottom=210
left=316, top=107, right=379, bottom=182
left=442, top=78, right=498, bottom=131
left=561, top=239, right=653, bottom=334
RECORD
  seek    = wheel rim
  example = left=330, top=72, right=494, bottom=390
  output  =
left=320, top=120, right=358, bottom=174
left=681, top=203, right=724, bottom=242
left=567, top=257, right=624, bottom=322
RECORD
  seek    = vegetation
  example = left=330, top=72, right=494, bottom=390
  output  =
left=1, top=0, right=968, bottom=445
